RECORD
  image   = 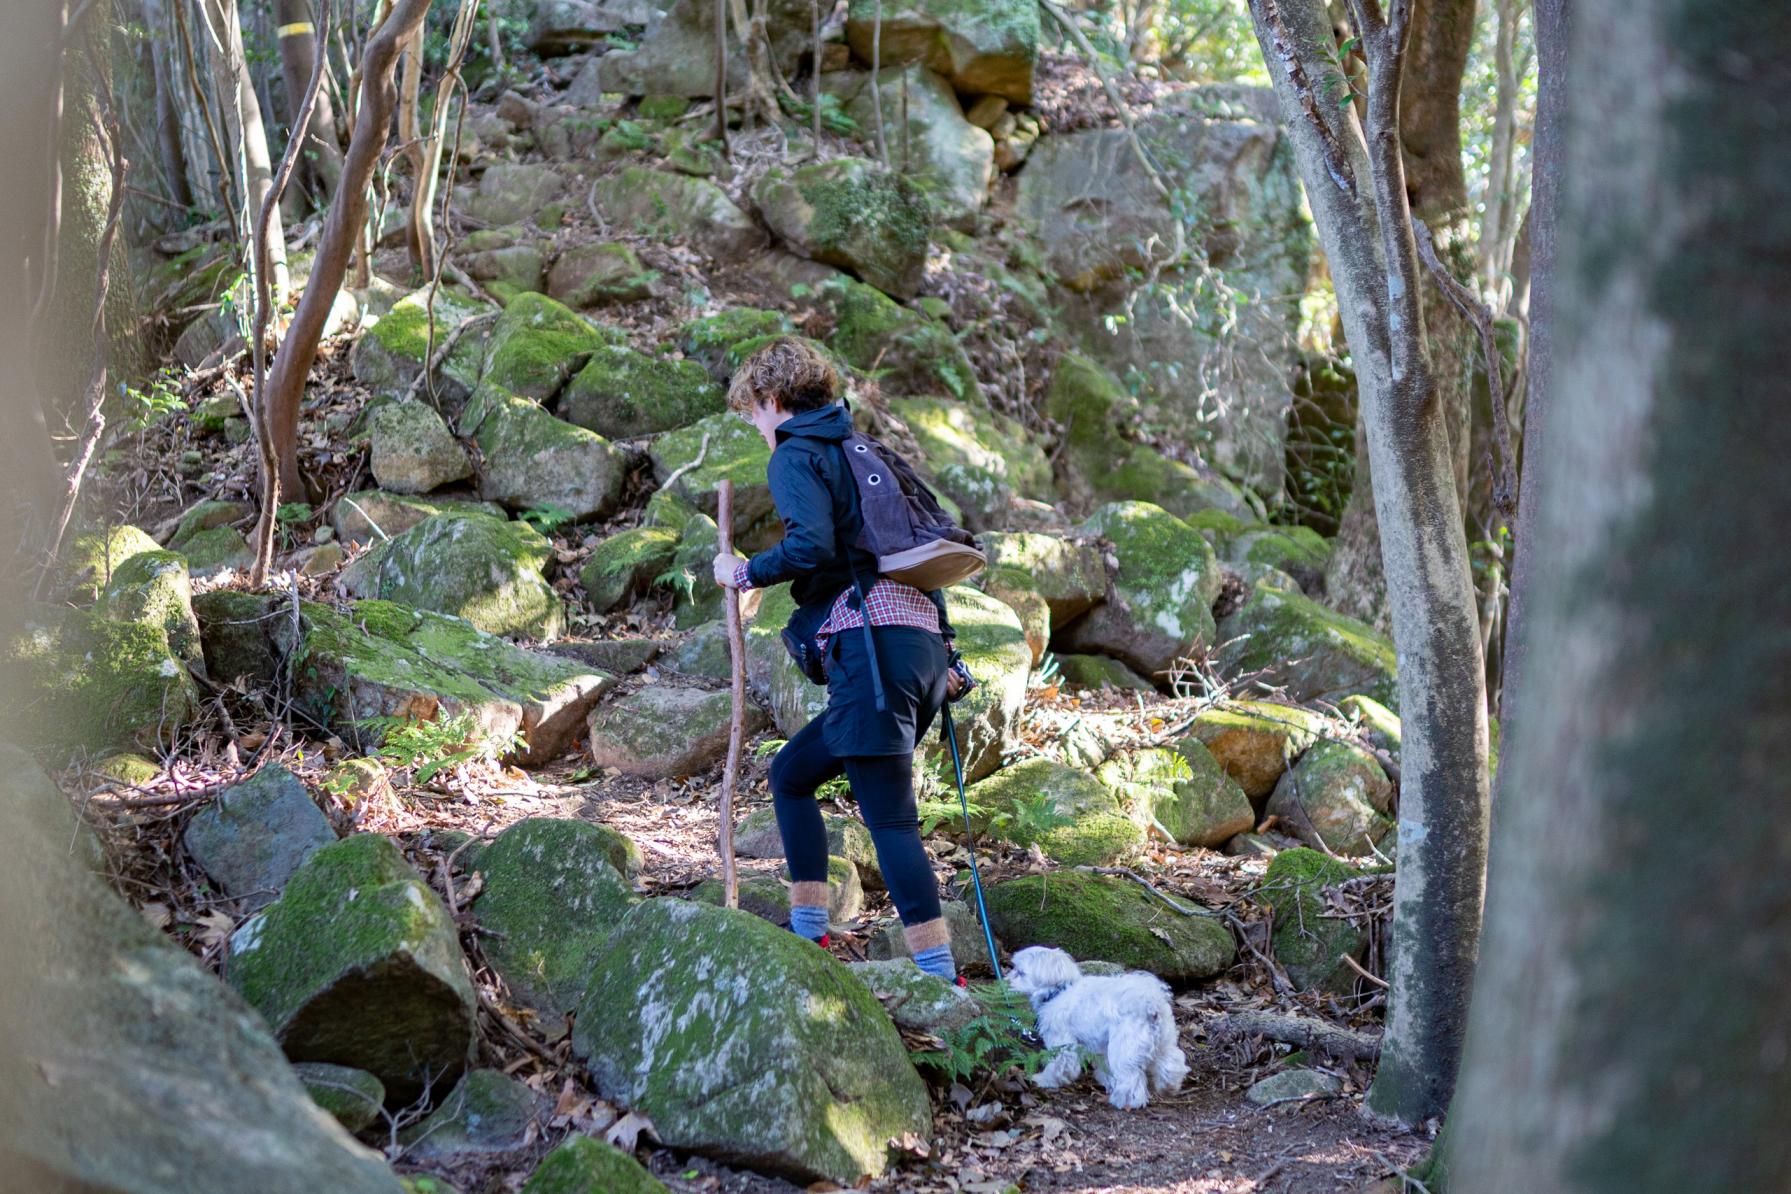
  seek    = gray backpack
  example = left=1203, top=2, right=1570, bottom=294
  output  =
left=837, top=433, right=985, bottom=590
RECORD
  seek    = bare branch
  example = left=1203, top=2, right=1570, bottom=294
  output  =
left=1208, top=1010, right=1382, bottom=1061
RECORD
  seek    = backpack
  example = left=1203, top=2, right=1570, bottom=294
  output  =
left=836, top=433, right=985, bottom=589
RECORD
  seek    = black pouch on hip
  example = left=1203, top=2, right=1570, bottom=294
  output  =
left=781, top=626, right=828, bottom=685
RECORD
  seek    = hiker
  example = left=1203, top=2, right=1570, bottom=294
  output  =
left=711, top=337, right=979, bottom=985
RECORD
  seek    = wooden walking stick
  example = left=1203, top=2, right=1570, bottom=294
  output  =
left=718, top=479, right=745, bottom=909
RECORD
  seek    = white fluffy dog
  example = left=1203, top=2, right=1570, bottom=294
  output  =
left=1006, top=946, right=1189, bottom=1109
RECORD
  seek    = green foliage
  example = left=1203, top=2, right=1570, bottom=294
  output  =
left=990, top=792, right=1076, bottom=844
left=780, top=91, right=861, bottom=137
left=918, top=794, right=990, bottom=837
left=909, top=982, right=1056, bottom=1086
left=519, top=503, right=578, bottom=534
left=359, top=711, right=522, bottom=786
left=120, top=369, right=184, bottom=431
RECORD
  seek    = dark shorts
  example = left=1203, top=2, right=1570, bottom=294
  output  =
left=821, top=625, right=950, bottom=757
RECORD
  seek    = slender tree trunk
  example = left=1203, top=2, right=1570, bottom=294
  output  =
left=148, top=17, right=194, bottom=211
left=1248, top=0, right=1490, bottom=1129
left=202, top=0, right=290, bottom=302
left=274, top=0, right=345, bottom=205
left=264, top=0, right=434, bottom=499
left=1445, top=2, right=1791, bottom=1188
left=399, top=25, right=431, bottom=279
left=1476, top=0, right=1519, bottom=303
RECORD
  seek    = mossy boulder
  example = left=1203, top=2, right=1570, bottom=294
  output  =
left=659, top=620, right=727, bottom=681
left=169, top=499, right=252, bottom=548
left=1339, top=694, right=1401, bottom=756
left=579, top=526, right=681, bottom=612
left=1217, top=580, right=1398, bottom=708
left=472, top=818, right=640, bottom=1028
left=463, top=243, right=547, bottom=299
left=821, top=278, right=981, bottom=402
left=892, top=398, right=1055, bottom=528
left=183, top=765, right=338, bottom=913
left=981, top=567, right=1049, bottom=665
left=648, top=412, right=775, bottom=532
left=56, top=524, right=162, bottom=603
left=1059, top=501, right=1222, bottom=681
left=754, top=158, right=933, bottom=299
left=1187, top=699, right=1328, bottom=801
left=547, top=242, right=655, bottom=308
left=178, top=525, right=256, bottom=579
left=966, top=757, right=1143, bottom=865
left=2, top=607, right=200, bottom=755
left=571, top=897, right=932, bottom=1184
left=1226, top=525, right=1331, bottom=593
left=368, top=401, right=473, bottom=495
left=360, top=513, right=564, bottom=640
left=736, top=803, right=882, bottom=889
left=194, top=589, right=284, bottom=682
left=984, top=871, right=1235, bottom=982
left=688, top=872, right=795, bottom=924
left=679, top=308, right=794, bottom=381
left=829, top=66, right=994, bottom=228
left=523, top=1135, right=669, bottom=1193
left=866, top=898, right=995, bottom=973
left=351, top=287, right=492, bottom=402
left=848, top=959, right=980, bottom=1035
left=331, top=490, right=506, bottom=545
left=587, top=684, right=767, bottom=778
left=666, top=515, right=728, bottom=628
left=459, top=387, right=627, bottom=520
left=976, top=531, right=1104, bottom=624
left=592, top=167, right=767, bottom=261
left=91, top=751, right=162, bottom=786
left=560, top=345, right=724, bottom=439
left=844, top=0, right=1038, bottom=103
left=465, top=161, right=568, bottom=226
left=927, top=585, right=1033, bottom=781
left=1264, top=739, right=1393, bottom=858
left=99, top=549, right=203, bottom=674
left=1260, top=847, right=1368, bottom=992
left=481, top=292, right=624, bottom=403
left=293, top=1062, right=386, bottom=1134
left=399, top=1069, right=545, bottom=1162
left=1097, top=745, right=1253, bottom=849
left=226, top=833, right=477, bottom=1100
left=1054, top=653, right=1153, bottom=692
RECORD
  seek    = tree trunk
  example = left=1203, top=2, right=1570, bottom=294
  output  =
left=274, top=0, right=345, bottom=206
left=202, top=0, right=290, bottom=302
left=1247, top=0, right=1490, bottom=1129
left=1445, top=1, right=1791, bottom=1187
left=1322, top=0, right=1477, bottom=631
left=148, top=16, right=194, bottom=211
left=1476, top=0, right=1520, bottom=302
left=264, top=0, right=434, bottom=500
left=399, top=25, right=433, bottom=280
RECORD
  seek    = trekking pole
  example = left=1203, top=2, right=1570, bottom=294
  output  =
left=941, top=704, right=1003, bottom=982
left=718, top=479, right=745, bottom=909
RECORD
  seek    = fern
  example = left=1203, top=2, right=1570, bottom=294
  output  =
left=910, top=982, right=1056, bottom=1085
left=918, top=795, right=989, bottom=837
left=359, top=712, right=522, bottom=785
left=990, top=792, right=1075, bottom=844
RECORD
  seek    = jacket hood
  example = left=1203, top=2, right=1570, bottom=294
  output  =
left=775, top=401, right=854, bottom=444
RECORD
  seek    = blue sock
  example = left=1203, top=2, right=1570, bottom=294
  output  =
left=789, top=904, right=829, bottom=942
left=912, top=943, right=956, bottom=982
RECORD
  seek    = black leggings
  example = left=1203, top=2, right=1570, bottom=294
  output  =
left=769, top=713, right=941, bottom=929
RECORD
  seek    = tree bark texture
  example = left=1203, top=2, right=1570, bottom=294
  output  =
left=264, top=0, right=434, bottom=499
left=274, top=0, right=345, bottom=205
left=1248, top=0, right=1490, bottom=1128
left=1445, top=2, right=1791, bottom=1188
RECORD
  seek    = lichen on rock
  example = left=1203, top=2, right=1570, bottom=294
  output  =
left=984, top=870, right=1234, bottom=982
left=1058, top=501, right=1222, bottom=681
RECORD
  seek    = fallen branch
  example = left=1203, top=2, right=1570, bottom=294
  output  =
left=657, top=431, right=712, bottom=493
left=1071, top=866, right=1222, bottom=918
left=1208, top=1010, right=1382, bottom=1061
left=402, top=310, right=497, bottom=407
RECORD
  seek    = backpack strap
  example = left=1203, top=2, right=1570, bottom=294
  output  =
left=835, top=442, right=888, bottom=715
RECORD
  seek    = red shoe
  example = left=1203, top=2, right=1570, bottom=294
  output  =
left=954, top=975, right=969, bottom=988
left=817, top=934, right=830, bottom=949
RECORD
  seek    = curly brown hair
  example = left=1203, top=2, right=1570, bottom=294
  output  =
left=726, top=336, right=840, bottom=414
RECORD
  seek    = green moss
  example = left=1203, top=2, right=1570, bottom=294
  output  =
left=890, top=396, right=1054, bottom=502
left=3, top=608, right=199, bottom=755
left=1339, top=694, right=1401, bottom=755
left=293, top=1062, right=385, bottom=1133
left=91, top=751, right=162, bottom=786
left=983, top=871, right=1235, bottom=980
left=1217, top=582, right=1398, bottom=708
left=647, top=413, right=774, bottom=527
left=58, top=524, right=162, bottom=602
left=363, top=513, right=564, bottom=640
left=679, top=308, right=794, bottom=377
left=644, top=489, right=701, bottom=533
left=560, top=345, right=723, bottom=439
left=523, top=1133, right=670, bottom=1193
left=100, top=550, right=201, bottom=666
left=981, top=566, right=1048, bottom=653
left=823, top=280, right=979, bottom=402
left=1260, top=847, right=1367, bottom=992
left=579, top=526, right=680, bottom=611
left=177, top=525, right=254, bottom=576
left=482, top=292, right=623, bottom=402
left=804, top=166, right=932, bottom=263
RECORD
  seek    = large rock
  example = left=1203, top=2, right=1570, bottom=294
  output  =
left=984, top=871, right=1235, bottom=982
left=56, top=523, right=162, bottom=602
left=1260, top=847, right=1368, bottom=992
left=679, top=307, right=795, bottom=382
left=736, top=803, right=882, bottom=889
left=0, top=748, right=404, bottom=1193
left=1096, top=744, right=1254, bottom=849
left=1055, top=652, right=1153, bottom=692
left=893, top=398, right=1056, bottom=529
left=332, top=490, right=507, bottom=546
left=648, top=411, right=775, bottom=529
left=227, top=834, right=477, bottom=1101
left=294, top=1062, right=387, bottom=1134
left=480, top=292, right=623, bottom=404
left=2, top=606, right=199, bottom=756
left=822, top=278, right=981, bottom=402
left=1225, top=525, right=1332, bottom=593
left=1187, top=699, right=1328, bottom=800
left=527, top=0, right=660, bottom=56
left=523, top=1134, right=670, bottom=1193
left=982, top=567, right=1049, bottom=664
left=560, top=344, right=724, bottom=439
left=351, top=287, right=493, bottom=402
left=547, top=241, right=656, bottom=308
left=592, top=168, right=767, bottom=260
left=827, top=67, right=993, bottom=228
left=579, top=526, right=681, bottom=611
left=866, top=898, right=996, bottom=974
left=400, top=1069, right=545, bottom=1162
left=967, top=757, right=1142, bottom=865
left=587, top=684, right=768, bottom=778
left=184, top=766, right=338, bottom=912
left=844, top=0, right=1037, bottom=102
left=465, top=162, right=568, bottom=226
left=742, top=584, right=832, bottom=737
left=178, top=524, right=257, bottom=579
left=1216, top=579, right=1399, bottom=708
left=471, top=818, right=639, bottom=1028
left=357, top=512, right=565, bottom=640
left=1059, top=501, right=1223, bottom=681
left=754, top=158, right=933, bottom=299
left=571, top=898, right=932, bottom=1184
left=929, top=585, right=1033, bottom=781
left=848, top=959, right=980, bottom=1034
left=1017, top=90, right=1310, bottom=491
left=595, top=0, right=809, bottom=95
left=459, top=387, right=628, bottom=520
left=1264, top=739, right=1393, bottom=858
left=976, top=530, right=1103, bottom=624
left=98, top=548, right=204, bottom=674
left=368, top=401, right=473, bottom=494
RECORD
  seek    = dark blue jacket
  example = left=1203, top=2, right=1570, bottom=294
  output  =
left=745, top=403, right=954, bottom=649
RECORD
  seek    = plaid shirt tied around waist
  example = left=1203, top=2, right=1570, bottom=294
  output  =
left=731, top=561, right=940, bottom=654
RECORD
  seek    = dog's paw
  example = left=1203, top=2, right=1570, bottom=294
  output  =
left=1106, top=1076, right=1150, bottom=1110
